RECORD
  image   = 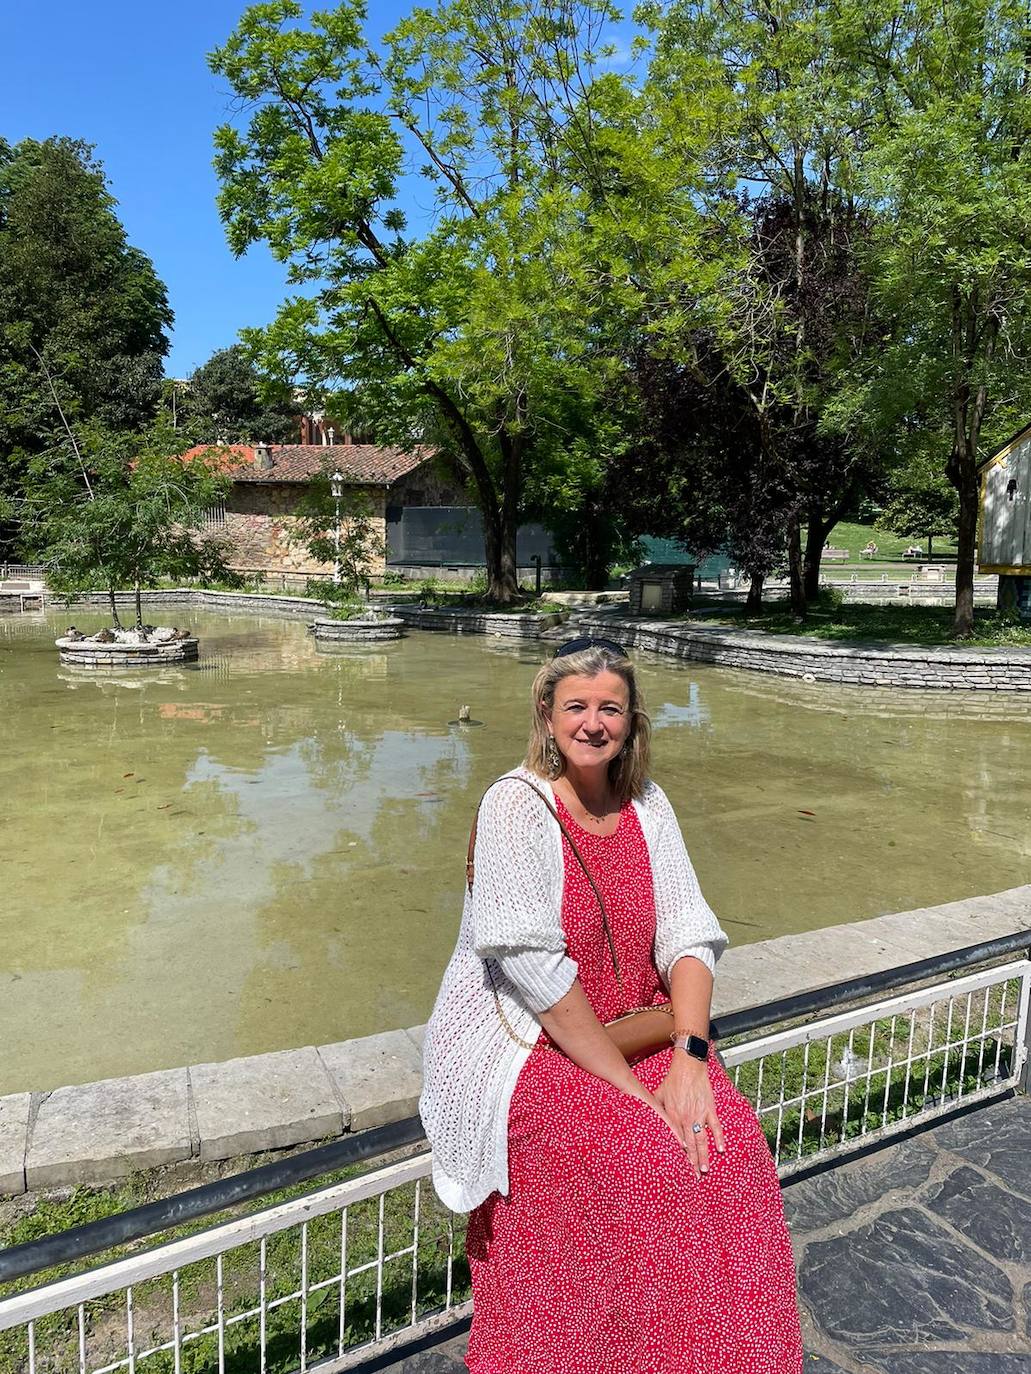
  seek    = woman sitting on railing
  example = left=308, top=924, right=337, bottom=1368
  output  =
left=419, top=638, right=803, bottom=1374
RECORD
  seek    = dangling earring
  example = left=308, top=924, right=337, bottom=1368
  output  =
left=546, top=734, right=562, bottom=777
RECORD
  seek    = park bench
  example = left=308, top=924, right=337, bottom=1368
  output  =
left=823, top=547, right=849, bottom=562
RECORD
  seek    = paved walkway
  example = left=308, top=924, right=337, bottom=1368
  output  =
left=367, top=1094, right=1031, bottom=1372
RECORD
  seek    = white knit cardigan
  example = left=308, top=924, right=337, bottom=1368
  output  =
left=419, top=765, right=729, bottom=1213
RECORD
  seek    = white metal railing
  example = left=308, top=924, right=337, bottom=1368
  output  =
left=1, top=957, right=1028, bottom=1374
left=0, top=1155, right=464, bottom=1374
left=721, top=958, right=1030, bottom=1177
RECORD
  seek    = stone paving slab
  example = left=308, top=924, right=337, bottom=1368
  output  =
left=318, top=1031, right=424, bottom=1132
left=190, top=1047, right=344, bottom=1160
left=0, top=1094, right=30, bottom=1196
left=362, top=1096, right=1031, bottom=1373
left=26, top=1070, right=191, bottom=1189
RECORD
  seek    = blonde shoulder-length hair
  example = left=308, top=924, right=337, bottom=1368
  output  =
left=524, top=645, right=651, bottom=802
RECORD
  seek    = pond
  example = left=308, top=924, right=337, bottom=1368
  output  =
left=3, top=605, right=1030, bottom=1095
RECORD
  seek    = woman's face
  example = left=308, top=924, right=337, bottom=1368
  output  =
left=544, top=670, right=632, bottom=773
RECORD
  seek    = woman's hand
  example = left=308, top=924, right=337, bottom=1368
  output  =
left=653, top=1050, right=725, bottom=1179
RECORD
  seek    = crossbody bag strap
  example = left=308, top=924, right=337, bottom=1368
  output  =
left=466, top=773, right=623, bottom=986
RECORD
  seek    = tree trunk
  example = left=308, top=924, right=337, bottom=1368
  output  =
left=803, top=509, right=836, bottom=602
left=135, top=579, right=143, bottom=630
left=947, top=291, right=994, bottom=639
left=580, top=496, right=610, bottom=590
left=108, top=585, right=122, bottom=631
left=928, top=535, right=933, bottom=558
left=953, top=461, right=979, bottom=638
left=482, top=505, right=520, bottom=604
left=786, top=511, right=807, bottom=618
left=745, top=571, right=764, bottom=612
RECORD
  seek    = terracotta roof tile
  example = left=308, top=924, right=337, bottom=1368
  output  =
left=179, top=443, right=432, bottom=485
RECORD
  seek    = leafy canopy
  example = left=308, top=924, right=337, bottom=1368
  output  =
left=209, top=0, right=689, bottom=596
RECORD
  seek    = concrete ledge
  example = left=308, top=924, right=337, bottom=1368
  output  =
left=25, top=1069, right=192, bottom=1190
left=712, top=886, right=1031, bottom=1016
left=318, top=1031, right=424, bottom=1132
left=5, top=888, right=1029, bottom=1195
left=0, top=1093, right=30, bottom=1196
left=569, top=610, right=1031, bottom=691
left=190, top=1047, right=345, bottom=1161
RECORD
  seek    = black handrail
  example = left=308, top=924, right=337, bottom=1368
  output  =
left=0, top=1115, right=426, bottom=1286
left=1, top=928, right=1027, bottom=1287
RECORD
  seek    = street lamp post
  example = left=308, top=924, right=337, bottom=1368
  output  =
left=330, top=470, right=344, bottom=586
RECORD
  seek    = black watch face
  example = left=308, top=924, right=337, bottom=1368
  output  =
left=688, top=1034, right=709, bottom=1060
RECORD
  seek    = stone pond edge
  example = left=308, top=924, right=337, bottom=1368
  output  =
left=567, top=610, right=1031, bottom=691
left=2, top=885, right=1029, bottom=1197
left=52, top=588, right=1031, bottom=686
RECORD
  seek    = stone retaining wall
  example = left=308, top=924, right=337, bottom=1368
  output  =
left=568, top=611, right=1031, bottom=691
left=393, top=606, right=567, bottom=637
left=64, top=589, right=331, bottom=619
left=2, top=885, right=1028, bottom=1196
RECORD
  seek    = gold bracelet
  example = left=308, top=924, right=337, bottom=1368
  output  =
left=670, top=1028, right=708, bottom=1042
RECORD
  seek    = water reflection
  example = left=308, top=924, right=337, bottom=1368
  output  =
left=1, top=605, right=1028, bottom=1093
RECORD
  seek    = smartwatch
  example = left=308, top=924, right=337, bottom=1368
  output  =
left=672, top=1032, right=710, bottom=1063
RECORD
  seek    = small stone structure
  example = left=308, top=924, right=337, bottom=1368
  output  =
left=627, top=563, right=696, bottom=616
left=393, top=606, right=567, bottom=638
left=56, top=626, right=198, bottom=667
left=308, top=613, right=406, bottom=643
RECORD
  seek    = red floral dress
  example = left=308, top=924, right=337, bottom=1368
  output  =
left=464, top=796, right=804, bottom=1374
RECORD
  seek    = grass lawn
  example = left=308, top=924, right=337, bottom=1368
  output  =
left=694, top=600, right=1031, bottom=648
left=819, top=519, right=958, bottom=563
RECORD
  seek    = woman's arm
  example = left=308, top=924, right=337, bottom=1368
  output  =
left=537, top=979, right=686, bottom=1144
left=654, top=954, right=726, bottom=1179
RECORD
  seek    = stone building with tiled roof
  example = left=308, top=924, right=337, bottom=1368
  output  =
left=182, top=440, right=461, bottom=581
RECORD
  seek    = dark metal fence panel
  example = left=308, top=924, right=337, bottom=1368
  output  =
left=385, top=506, right=559, bottom=566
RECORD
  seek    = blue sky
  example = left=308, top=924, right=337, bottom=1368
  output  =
left=0, top=0, right=416, bottom=378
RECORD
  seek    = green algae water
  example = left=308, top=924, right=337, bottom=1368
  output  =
left=3, top=605, right=1030, bottom=1094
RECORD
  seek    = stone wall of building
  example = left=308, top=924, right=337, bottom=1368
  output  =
left=220, top=483, right=388, bottom=577
left=389, top=459, right=467, bottom=507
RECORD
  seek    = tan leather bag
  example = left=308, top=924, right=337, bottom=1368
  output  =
left=466, top=775, right=675, bottom=1063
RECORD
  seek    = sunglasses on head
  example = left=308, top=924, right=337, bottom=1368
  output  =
left=553, top=636, right=628, bottom=660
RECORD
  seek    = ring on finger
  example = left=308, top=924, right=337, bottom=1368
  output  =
left=691, top=1122, right=703, bottom=1134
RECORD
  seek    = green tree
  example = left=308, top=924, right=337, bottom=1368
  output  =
left=19, top=422, right=232, bottom=629
left=837, top=0, right=1031, bottom=635
left=642, top=0, right=880, bottom=616
left=177, top=344, right=298, bottom=444
left=287, top=471, right=384, bottom=598
left=880, top=456, right=959, bottom=558
left=209, top=0, right=643, bottom=602
left=0, top=138, right=172, bottom=555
